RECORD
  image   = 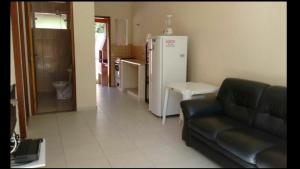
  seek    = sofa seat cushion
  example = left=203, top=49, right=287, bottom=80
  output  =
left=255, top=144, right=287, bottom=168
left=190, top=115, right=244, bottom=141
left=216, top=128, right=281, bottom=164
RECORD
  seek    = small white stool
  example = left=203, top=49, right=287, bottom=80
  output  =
left=162, top=82, right=219, bottom=125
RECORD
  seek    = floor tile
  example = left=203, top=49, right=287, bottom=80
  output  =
left=98, top=134, right=137, bottom=157
left=107, top=149, right=154, bottom=168
left=26, top=85, right=220, bottom=168
left=45, top=148, right=67, bottom=168
left=64, top=144, right=110, bottom=168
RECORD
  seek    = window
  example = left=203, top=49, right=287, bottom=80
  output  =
left=34, top=12, right=67, bottom=29
left=95, top=23, right=105, bottom=34
left=95, top=22, right=106, bottom=52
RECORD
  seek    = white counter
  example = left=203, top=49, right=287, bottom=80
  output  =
left=121, top=59, right=145, bottom=65
left=120, top=59, right=145, bottom=101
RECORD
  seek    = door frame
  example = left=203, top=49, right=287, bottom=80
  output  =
left=24, top=2, right=77, bottom=114
left=95, top=16, right=112, bottom=87
left=24, top=2, right=37, bottom=115
left=69, top=2, right=77, bottom=111
left=11, top=1, right=27, bottom=139
left=17, top=2, right=31, bottom=120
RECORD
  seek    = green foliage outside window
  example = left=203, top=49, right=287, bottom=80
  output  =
left=96, top=23, right=105, bottom=33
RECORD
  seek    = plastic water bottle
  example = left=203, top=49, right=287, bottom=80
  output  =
left=163, top=15, right=173, bottom=35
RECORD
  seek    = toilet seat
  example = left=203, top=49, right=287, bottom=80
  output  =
left=53, top=81, right=68, bottom=88
left=52, top=81, right=71, bottom=100
left=52, top=68, right=73, bottom=100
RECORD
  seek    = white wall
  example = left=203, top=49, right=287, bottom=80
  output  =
left=94, top=2, right=133, bottom=44
left=132, top=2, right=287, bottom=86
left=73, top=2, right=97, bottom=110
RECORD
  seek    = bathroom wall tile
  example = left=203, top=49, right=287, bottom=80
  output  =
left=131, top=45, right=146, bottom=61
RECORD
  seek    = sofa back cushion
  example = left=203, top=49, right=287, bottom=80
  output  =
left=217, top=78, right=269, bottom=125
left=254, top=86, right=287, bottom=139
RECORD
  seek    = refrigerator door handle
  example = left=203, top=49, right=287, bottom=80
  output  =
left=149, top=55, right=152, bottom=79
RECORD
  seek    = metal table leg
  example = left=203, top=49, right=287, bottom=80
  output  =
left=162, top=87, right=170, bottom=125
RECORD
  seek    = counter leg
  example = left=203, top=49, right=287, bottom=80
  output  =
left=162, top=88, right=170, bottom=125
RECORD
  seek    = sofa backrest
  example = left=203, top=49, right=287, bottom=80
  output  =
left=254, top=86, right=287, bottom=139
left=217, top=78, right=269, bottom=125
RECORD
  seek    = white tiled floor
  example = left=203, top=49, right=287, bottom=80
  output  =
left=27, top=85, right=220, bottom=168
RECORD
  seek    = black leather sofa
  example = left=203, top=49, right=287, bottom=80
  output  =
left=180, top=78, right=286, bottom=168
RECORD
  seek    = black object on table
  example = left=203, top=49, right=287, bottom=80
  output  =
left=10, top=139, right=43, bottom=166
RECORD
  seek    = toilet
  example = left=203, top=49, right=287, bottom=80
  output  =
left=52, top=68, right=72, bottom=100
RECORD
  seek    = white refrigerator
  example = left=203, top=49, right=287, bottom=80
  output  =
left=148, top=36, right=188, bottom=117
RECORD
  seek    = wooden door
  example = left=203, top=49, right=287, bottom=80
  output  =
left=25, top=2, right=77, bottom=114
left=95, top=17, right=111, bottom=86
left=95, top=17, right=110, bottom=86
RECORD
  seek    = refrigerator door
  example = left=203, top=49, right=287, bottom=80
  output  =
left=149, top=37, right=163, bottom=116
left=161, top=36, right=187, bottom=85
left=161, top=36, right=188, bottom=116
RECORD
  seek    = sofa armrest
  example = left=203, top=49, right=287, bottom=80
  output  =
left=180, top=96, right=223, bottom=121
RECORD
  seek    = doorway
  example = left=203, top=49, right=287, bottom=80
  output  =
left=25, top=2, right=76, bottom=114
left=95, top=17, right=111, bottom=86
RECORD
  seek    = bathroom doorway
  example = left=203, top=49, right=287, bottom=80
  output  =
left=25, top=2, right=76, bottom=114
left=95, top=16, right=111, bottom=86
